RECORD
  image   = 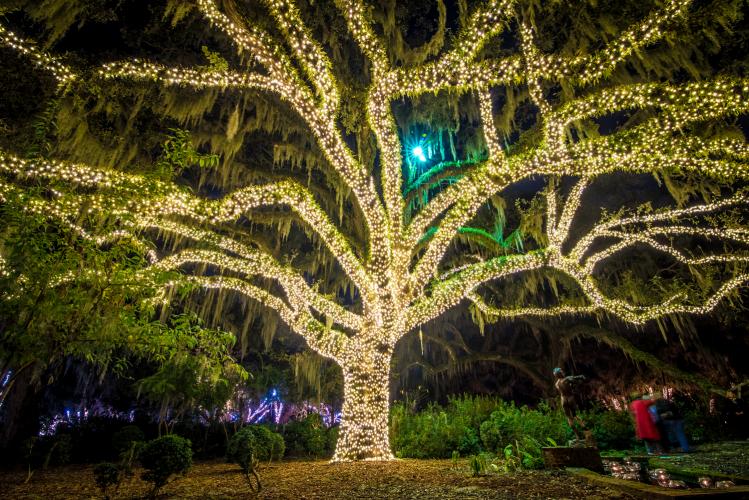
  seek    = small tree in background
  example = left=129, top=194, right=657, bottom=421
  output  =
left=226, top=426, right=284, bottom=491
left=139, top=435, right=193, bottom=498
left=93, top=462, right=122, bottom=500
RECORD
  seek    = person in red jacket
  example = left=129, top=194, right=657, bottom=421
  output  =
left=629, top=395, right=662, bottom=454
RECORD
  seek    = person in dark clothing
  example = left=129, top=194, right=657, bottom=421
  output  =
left=654, top=398, right=690, bottom=453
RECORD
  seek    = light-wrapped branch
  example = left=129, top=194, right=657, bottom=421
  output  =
left=405, top=252, right=546, bottom=332
left=178, top=275, right=349, bottom=360
left=0, top=23, right=76, bottom=85
left=139, top=224, right=363, bottom=332
left=0, top=152, right=375, bottom=311
left=262, top=0, right=340, bottom=115
left=196, top=0, right=391, bottom=272
left=571, top=190, right=749, bottom=263
left=334, top=0, right=389, bottom=72
left=539, top=180, right=749, bottom=325
left=545, top=0, right=692, bottom=84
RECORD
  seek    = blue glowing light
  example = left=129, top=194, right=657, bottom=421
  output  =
left=412, top=145, right=426, bottom=162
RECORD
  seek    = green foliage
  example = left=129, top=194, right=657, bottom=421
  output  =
left=44, top=434, right=73, bottom=468
left=478, top=401, right=570, bottom=455
left=200, top=46, right=229, bottom=73
left=391, top=396, right=576, bottom=460
left=322, top=424, right=337, bottom=455
left=390, top=395, right=504, bottom=458
left=0, top=187, right=157, bottom=383
left=579, top=407, right=636, bottom=450
left=451, top=450, right=460, bottom=468
left=135, top=314, right=248, bottom=424
left=682, top=405, right=725, bottom=444
left=469, top=452, right=497, bottom=476
left=283, top=414, right=329, bottom=457
left=226, top=427, right=266, bottom=491
left=227, top=427, right=257, bottom=470
left=26, top=97, right=60, bottom=160
left=139, top=435, right=192, bottom=496
left=111, top=425, right=145, bottom=455
left=23, top=433, right=73, bottom=481
left=230, top=426, right=284, bottom=464
left=501, top=438, right=546, bottom=470
left=93, top=462, right=121, bottom=499
left=155, top=128, right=219, bottom=177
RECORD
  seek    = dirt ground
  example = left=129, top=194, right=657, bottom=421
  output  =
left=0, top=458, right=635, bottom=499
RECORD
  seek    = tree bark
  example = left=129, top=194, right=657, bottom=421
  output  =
left=0, top=365, right=41, bottom=454
left=332, top=348, right=394, bottom=461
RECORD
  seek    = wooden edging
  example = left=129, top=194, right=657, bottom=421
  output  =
left=566, top=467, right=749, bottom=499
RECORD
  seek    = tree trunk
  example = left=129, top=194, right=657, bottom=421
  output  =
left=332, top=348, right=394, bottom=461
left=0, top=365, right=41, bottom=455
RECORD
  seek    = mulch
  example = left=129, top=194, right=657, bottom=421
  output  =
left=0, top=459, right=635, bottom=499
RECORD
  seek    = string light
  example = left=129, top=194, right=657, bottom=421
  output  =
left=1, top=0, right=747, bottom=462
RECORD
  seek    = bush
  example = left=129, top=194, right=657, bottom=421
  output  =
left=390, top=396, right=574, bottom=460
left=269, top=429, right=285, bottom=461
left=326, top=425, right=339, bottom=455
left=45, top=434, right=73, bottom=467
left=93, top=462, right=121, bottom=499
left=283, top=414, right=328, bottom=457
left=227, top=427, right=262, bottom=491
left=139, top=435, right=192, bottom=497
left=111, top=425, right=145, bottom=455
left=230, top=426, right=284, bottom=463
left=580, top=407, right=636, bottom=450
left=390, top=395, right=500, bottom=458
left=171, top=420, right=231, bottom=458
left=478, top=401, right=570, bottom=455
left=55, top=417, right=135, bottom=463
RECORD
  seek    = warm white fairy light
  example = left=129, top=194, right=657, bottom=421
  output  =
left=0, top=24, right=75, bottom=86
left=1, top=0, right=748, bottom=462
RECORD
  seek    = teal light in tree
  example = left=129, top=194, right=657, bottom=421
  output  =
left=412, top=145, right=427, bottom=163
left=1, top=0, right=748, bottom=462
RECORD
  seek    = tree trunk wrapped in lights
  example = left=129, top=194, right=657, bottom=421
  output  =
left=1, top=0, right=748, bottom=461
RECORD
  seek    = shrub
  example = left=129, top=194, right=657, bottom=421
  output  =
left=111, top=425, right=145, bottom=455
left=390, top=396, right=572, bottom=460
left=59, top=416, right=135, bottom=463
left=230, top=426, right=284, bottom=464
left=139, top=435, right=192, bottom=497
left=469, top=453, right=490, bottom=476
left=269, top=429, right=286, bottom=461
left=478, top=401, right=569, bottom=455
left=326, top=425, right=339, bottom=455
left=93, top=462, right=121, bottom=499
left=390, top=396, right=499, bottom=458
left=171, top=420, right=231, bottom=458
left=283, top=414, right=328, bottom=457
left=580, top=408, right=636, bottom=450
left=227, top=427, right=262, bottom=491
left=44, top=434, right=73, bottom=468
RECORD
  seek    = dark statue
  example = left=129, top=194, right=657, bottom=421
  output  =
left=553, top=367, right=590, bottom=445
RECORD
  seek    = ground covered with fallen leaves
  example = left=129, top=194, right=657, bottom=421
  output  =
left=0, top=458, right=636, bottom=499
